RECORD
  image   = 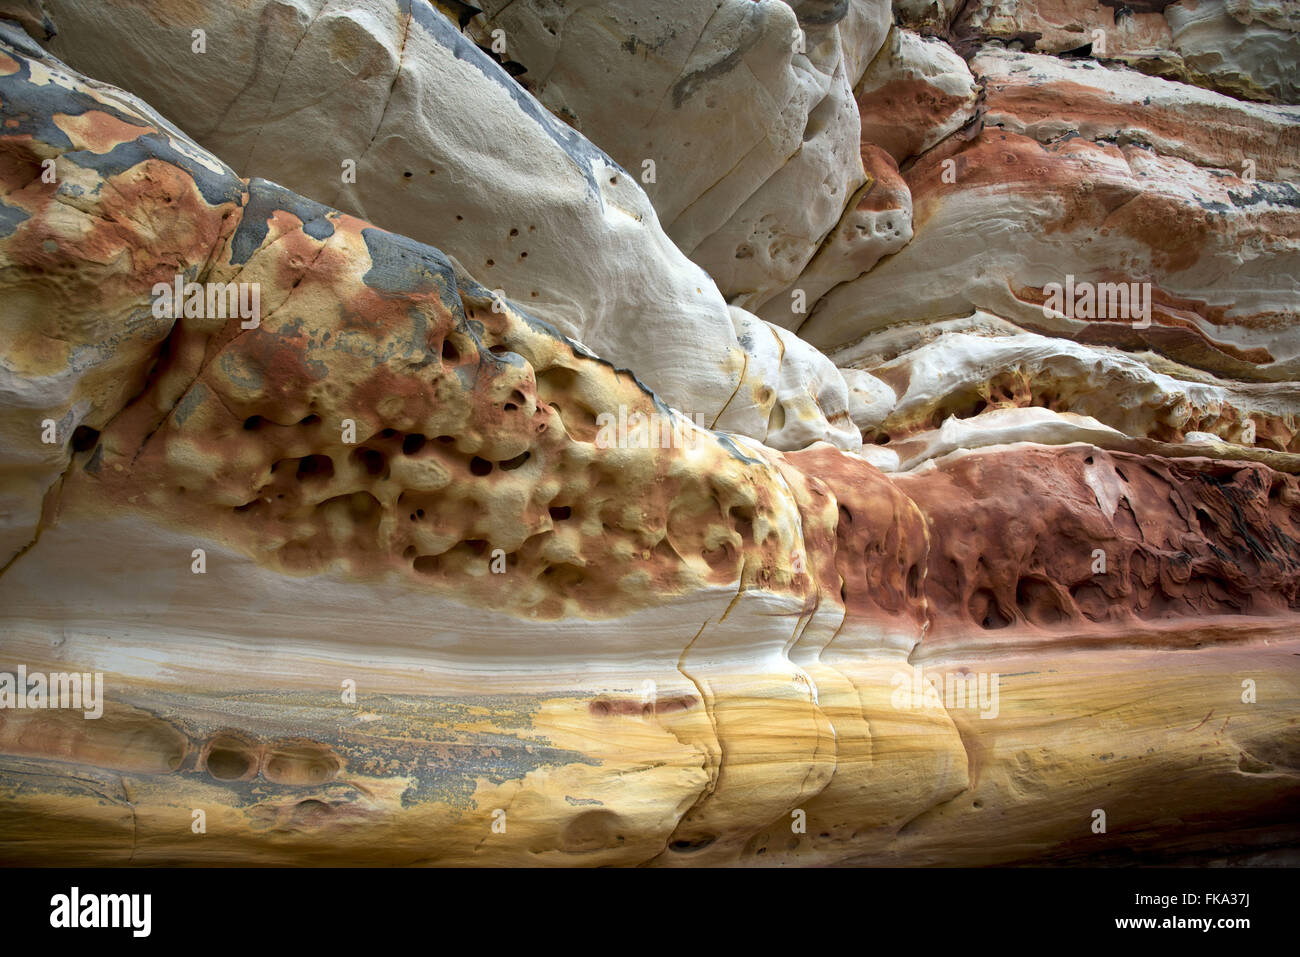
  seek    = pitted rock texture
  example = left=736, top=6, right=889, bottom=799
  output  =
left=0, top=29, right=837, bottom=617
left=860, top=327, right=1300, bottom=452
left=897, top=445, right=1300, bottom=646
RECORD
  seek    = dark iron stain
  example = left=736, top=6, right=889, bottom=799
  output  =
left=1228, top=181, right=1300, bottom=210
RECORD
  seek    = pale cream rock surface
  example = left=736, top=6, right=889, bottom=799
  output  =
left=886, top=407, right=1129, bottom=470
left=469, top=0, right=891, bottom=309
left=763, top=314, right=864, bottom=450
left=856, top=327, right=1300, bottom=452
left=756, top=144, right=913, bottom=327
left=875, top=406, right=1300, bottom=472
left=747, top=26, right=977, bottom=327
left=689, top=16, right=868, bottom=310
left=840, top=367, right=897, bottom=432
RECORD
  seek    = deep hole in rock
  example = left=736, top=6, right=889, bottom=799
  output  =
left=969, top=588, right=1012, bottom=629
left=296, top=454, right=334, bottom=480
left=264, top=744, right=341, bottom=785
left=542, top=562, right=585, bottom=588
left=669, top=835, right=716, bottom=853
left=352, top=447, right=387, bottom=477
left=1070, top=581, right=1108, bottom=621
left=1016, top=576, right=1069, bottom=626
left=1195, top=508, right=1219, bottom=540
left=729, top=506, right=755, bottom=541
left=70, top=424, right=99, bottom=451
left=206, top=745, right=255, bottom=781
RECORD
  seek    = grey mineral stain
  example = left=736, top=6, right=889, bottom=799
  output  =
left=0, top=30, right=243, bottom=208
left=0, top=198, right=29, bottom=238
left=129, top=688, right=598, bottom=813
left=230, top=178, right=337, bottom=265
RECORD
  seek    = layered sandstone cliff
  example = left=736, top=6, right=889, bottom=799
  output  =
left=0, top=1, right=1297, bottom=866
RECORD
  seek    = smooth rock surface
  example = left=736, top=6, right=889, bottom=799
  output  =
left=468, top=0, right=890, bottom=309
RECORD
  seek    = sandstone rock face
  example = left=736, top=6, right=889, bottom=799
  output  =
left=25, top=0, right=860, bottom=450
left=805, top=52, right=1300, bottom=365
left=898, top=444, right=1300, bottom=643
left=894, top=0, right=964, bottom=35
left=1165, top=0, right=1300, bottom=103
left=467, top=0, right=890, bottom=311
left=808, top=51, right=1300, bottom=481
left=949, top=0, right=1178, bottom=61
left=948, top=0, right=1300, bottom=104
left=756, top=144, right=914, bottom=330
left=1, top=1, right=1299, bottom=869
left=855, top=27, right=980, bottom=166
left=853, top=324, right=1300, bottom=460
